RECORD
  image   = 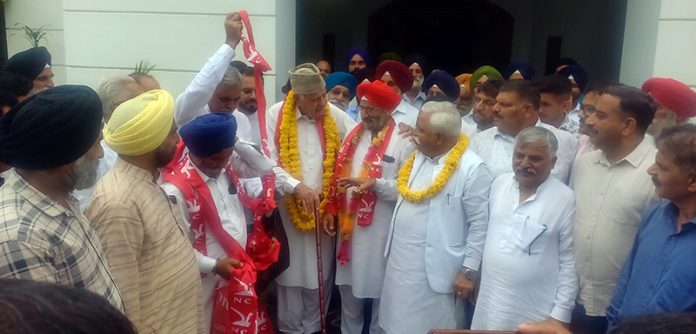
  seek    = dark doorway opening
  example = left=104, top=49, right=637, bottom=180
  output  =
left=367, top=0, right=514, bottom=74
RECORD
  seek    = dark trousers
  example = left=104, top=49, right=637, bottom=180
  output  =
left=570, top=304, right=608, bottom=334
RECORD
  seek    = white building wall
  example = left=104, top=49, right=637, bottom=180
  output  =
left=621, top=0, right=696, bottom=90
left=6, top=0, right=293, bottom=103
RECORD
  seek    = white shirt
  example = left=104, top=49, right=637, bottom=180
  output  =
left=335, top=124, right=415, bottom=298
left=233, top=110, right=253, bottom=141
left=75, top=140, right=119, bottom=211
left=174, top=44, right=236, bottom=128
left=239, top=109, right=261, bottom=146
left=571, top=137, right=658, bottom=316
left=393, top=100, right=419, bottom=128
left=161, top=161, right=262, bottom=273
left=264, top=100, right=356, bottom=288
left=472, top=173, right=577, bottom=330
left=470, top=120, right=578, bottom=184
left=568, top=103, right=581, bottom=125
left=402, top=91, right=427, bottom=111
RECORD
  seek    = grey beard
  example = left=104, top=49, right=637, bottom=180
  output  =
left=73, top=156, right=99, bottom=190
left=330, top=99, right=349, bottom=111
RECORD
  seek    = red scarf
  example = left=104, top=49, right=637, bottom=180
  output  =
left=326, top=119, right=395, bottom=264
left=163, top=156, right=274, bottom=334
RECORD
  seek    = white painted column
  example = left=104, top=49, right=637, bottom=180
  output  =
left=621, top=0, right=696, bottom=90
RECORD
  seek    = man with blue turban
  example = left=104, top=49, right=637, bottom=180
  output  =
left=503, top=61, right=536, bottom=80
left=558, top=65, right=589, bottom=123
left=325, top=71, right=359, bottom=117
left=161, top=112, right=274, bottom=334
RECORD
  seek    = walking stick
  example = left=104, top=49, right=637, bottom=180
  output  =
left=314, top=205, right=328, bottom=334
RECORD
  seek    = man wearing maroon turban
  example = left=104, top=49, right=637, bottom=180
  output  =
left=322, top=79, right=415, bottom=334
left=375, top=60, right=419, bottom=130
left=642, top=77, right=696, bottom=136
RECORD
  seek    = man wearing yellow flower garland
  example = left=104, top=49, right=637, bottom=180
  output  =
left=379, top=101, right=493, bottom=334
left=264, top=63, right=356, bottom=334
left=322, top=79, right=415, bottom=334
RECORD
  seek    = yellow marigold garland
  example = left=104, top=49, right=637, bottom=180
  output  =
left=397, top=134, right=469, bottom=202
left=279, top=91, right=341, bottom=231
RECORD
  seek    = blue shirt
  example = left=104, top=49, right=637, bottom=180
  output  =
left=345, top=105, right=360, bottom=121
left=607, top=200, right=696, bottom=327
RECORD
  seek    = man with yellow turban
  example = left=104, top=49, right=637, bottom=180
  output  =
left=86, top=90, right=204, bottom=334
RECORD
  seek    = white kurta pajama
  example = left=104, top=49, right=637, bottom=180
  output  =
left=265, top=100, right=356, bottom=334
left=335, top=125, right=415, bottom=334
left=161, top=162, right=263, bottom=334
left=379, top=148, right=493, bottom=334
left=471, top=173, right=578, bottom=330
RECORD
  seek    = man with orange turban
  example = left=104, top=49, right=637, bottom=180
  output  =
left=642, top=77, right=696, bottom=136
left=322, top=79, right=415, bottom=334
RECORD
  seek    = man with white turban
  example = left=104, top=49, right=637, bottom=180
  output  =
left=85, top=90, right=205, bottom=334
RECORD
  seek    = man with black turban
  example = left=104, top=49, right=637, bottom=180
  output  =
left=0, top=85, right=123, bottom=312
left=423, top=71, right=461, bottom=103
left=4, top=46, right=54, bottom=95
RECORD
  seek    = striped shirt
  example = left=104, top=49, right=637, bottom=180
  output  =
left=0, top=169, right=124, bottom=311
left=86, top=159, right=204, bottom=334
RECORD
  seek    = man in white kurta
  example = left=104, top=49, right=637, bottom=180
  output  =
left=266, top=64, right=356, bottom=334
left=173, top=13, right=252, bottom=141
left=379, top=101, right=492, bottom=334
left=322, top=80, right=415, bottom=334
left=160, top=113, right=263, bottom=333
left=472, top=126, right=577, bottom=330
left=470, top=80, right=578, bottom=184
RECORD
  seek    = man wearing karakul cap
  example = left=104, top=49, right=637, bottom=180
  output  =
left=4, top=46, right=54, bottom=95
left=85, top=89, right=205, bottom=334
left=265, top=63, right=356, bottom=333
left=162, top=112, right=277, bottom=334
left=0, top=85, right=123, bottom=311
left=375, top=60, right=419, bottom=129
left=321, top=79, right=415, bottom=334
left=642, top=77, right=696, bottom=136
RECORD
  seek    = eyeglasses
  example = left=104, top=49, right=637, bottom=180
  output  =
left=359, top=105, right=380, bottom=114
left=580, top=104, right=596, bottom=115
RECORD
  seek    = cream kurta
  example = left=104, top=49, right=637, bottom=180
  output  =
left=334, top=125, right=415, bottom=298
left=86, top=159, right=204, bottom=334
left=571, top=137, right=658, bottom=316
left=265, top=101, right=356, bottom=289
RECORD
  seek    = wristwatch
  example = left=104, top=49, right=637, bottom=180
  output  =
left=461, top=267, right=479, bottom=280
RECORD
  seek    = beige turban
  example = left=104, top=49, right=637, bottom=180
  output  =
left=104, top=89, right=175, bottom=156
left=289, top=63, right=325, bottom=95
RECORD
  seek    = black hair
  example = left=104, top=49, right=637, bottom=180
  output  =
left=478, top=79, right=503, bottom=99
left=603, top=84, right=656, bottom=134
left=0, top=279, right=137, bottom=334
left=585, top=81, right=618, bottom=95
left=499, top=80, right=541, bottom=110
left=0, top=71, right=31, bottom=98
left=229, top=60, right=255, bottom=77
left=656, top=123, right=696, bottom=175
left=539, top=75, right=572, bottom=97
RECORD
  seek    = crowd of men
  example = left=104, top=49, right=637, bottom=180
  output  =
left=0, top=11, right=695, bottom=334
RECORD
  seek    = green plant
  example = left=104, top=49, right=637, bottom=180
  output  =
left=17, top=24, right=48, bottom=48
left=133, top=60, right=156, bottom=75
